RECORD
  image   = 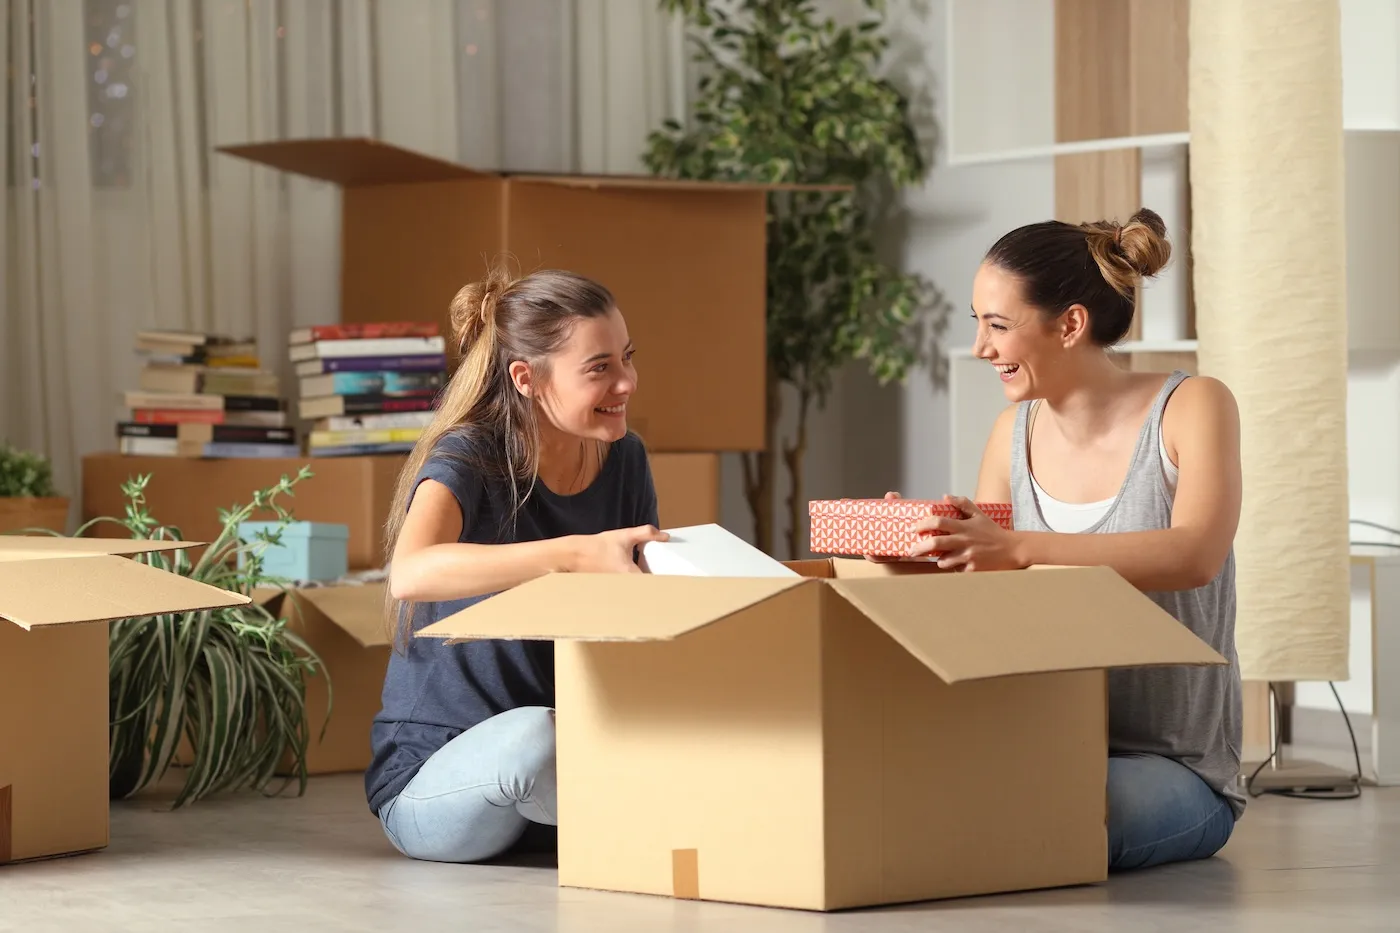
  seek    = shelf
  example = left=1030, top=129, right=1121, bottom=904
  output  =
left=945, top=0, right=1400, bottom=167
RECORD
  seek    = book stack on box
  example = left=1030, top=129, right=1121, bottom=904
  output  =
left=117, top=329, right=298, bottom=458
left=289, top=323, right=446, bottom=457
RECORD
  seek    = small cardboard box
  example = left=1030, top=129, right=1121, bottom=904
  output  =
left=0, top=536, right=251, bottom=864
left=83, top=453, right=404, bottom=570
left=255, top=582, right=391, bottom=776
left=216, top=138, right=840, bottom=453
left=809, top=498, right=1015, bottom=558
left=418, top=559, right=1224, bottom=911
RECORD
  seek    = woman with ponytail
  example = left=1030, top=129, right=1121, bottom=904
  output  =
left=365, top=264, right=667, bottom=864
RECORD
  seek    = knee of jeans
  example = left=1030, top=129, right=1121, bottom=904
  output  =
left=498, top=706, right=558, bottom=770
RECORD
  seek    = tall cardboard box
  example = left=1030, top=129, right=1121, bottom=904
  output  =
left=0, top=537, right=250, bottom=864
left=83, top=453, right=404, bottom=570
left=216, top=138, right=837, bottom=453
left=649, top=453, right=720, bottom=528
left=420, top=560, right=1225, bottom=911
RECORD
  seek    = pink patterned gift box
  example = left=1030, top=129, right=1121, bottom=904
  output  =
left=808, top=498, right=1015, bottom=558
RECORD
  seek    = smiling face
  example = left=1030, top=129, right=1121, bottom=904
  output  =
left=510, top=306, right=637, bottom=444
left=970, top=262, right=1091, bottom=403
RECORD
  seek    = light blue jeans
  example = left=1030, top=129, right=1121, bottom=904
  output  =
left=377, top=706, right=559, bottom=863
left=377, top=710, right=1234, bottom=872
left=1107, top=752, right=1236, bottom=872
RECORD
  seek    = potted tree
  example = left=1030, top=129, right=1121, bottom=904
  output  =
left=0, top=440, right=69, bottom=534
left=644, top=0, right=951, bottom=557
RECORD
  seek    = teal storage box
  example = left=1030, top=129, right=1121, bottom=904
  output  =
left=237, top=520, right=350, bottom=582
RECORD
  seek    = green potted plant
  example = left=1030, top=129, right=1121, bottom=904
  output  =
left=644, top=0, right=951, bottom=557
left=58, top=466, right=331, bottom=806
left=0, top=440, right=70, bottom=534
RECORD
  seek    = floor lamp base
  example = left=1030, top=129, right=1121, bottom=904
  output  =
left=1240, top=756, right=1359, bottom=796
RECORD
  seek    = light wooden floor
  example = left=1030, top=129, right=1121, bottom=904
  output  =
left=3, top=761, right=1397, bottom=932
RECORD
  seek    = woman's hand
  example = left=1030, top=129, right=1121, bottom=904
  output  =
left=910, top=495, right=1024, bottom=572
left=570, top=525, right=670, bottom=574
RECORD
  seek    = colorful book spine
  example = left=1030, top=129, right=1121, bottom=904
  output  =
left=295, top=354, right=447, bottom=375
left=289, top=321, right=441, bottom=343
left=288, top=336, right=446, bottom=362
left=300, top=370, right=445, bottom=398
left=202, top=442, right=303, bottom=459
left=309, top=441, right=418, bottom=458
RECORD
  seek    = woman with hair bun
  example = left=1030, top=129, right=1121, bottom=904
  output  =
left=883, top=208, right=1245, bottom=872
left=365, top=263, right=668, bottom=864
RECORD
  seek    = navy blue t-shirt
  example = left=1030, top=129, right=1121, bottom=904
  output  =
left=364, top=429, right=659, bottom=815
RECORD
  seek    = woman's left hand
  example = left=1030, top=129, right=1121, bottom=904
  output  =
left=909, top=496, right=1023, bottom=572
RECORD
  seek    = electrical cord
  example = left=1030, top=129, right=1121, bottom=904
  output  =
left=1237, top=519, right=1372, bottom=799
left=1244, top=682, right=1362, bottom=800
left=1351, top=518, right=1400, bottom=537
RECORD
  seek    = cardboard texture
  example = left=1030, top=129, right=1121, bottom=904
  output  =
left=254, top=583, right=391, bottom=776
left=217, top=138, right=842, bottom=453
left=419, top=560, right=1225, bottom=911
left=0, top=537, right=249, bottom=864
left=809, top=498, right=1015, bottom=558
left=82, top=453, right=404, bottom=570
left=649, top=454, right=720, bottom=529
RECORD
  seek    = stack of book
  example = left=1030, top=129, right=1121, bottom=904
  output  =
left=117, top=329, right=298, bottom=458
left=289, top=323, right=446, bottom=457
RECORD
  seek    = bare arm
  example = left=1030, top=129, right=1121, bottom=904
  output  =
left=387, top=480, right=578, bottom=602
left=1009, top=376, right=1242, bottom=590
left=973, top=404, right=1017, bottom=502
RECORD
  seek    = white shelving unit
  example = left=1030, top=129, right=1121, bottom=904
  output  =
left=945, top=0, right=1400, bottom=167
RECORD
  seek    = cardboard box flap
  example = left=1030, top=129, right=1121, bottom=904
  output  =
left=217, top=137, right=485, bottom=187
left=0, top=536, right=200, bottom=562
left=514, top=173, right=851, bottom=194
left=291, top=583, right=392, bottom=648
left=0, top=554, right=251, bottom=630
left=419, top=572, right=806, bottom=643
left=829, top=566, right=1226, bottom=684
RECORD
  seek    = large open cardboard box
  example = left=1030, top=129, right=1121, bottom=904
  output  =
left=216, top=137, right=839, bottom=453
left=419, top=558, right=1225, bottom=911
left=0, top=537, right=250, bottom=864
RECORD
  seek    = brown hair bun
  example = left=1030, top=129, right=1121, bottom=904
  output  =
left=1083, top=207, right=1172, bottom=299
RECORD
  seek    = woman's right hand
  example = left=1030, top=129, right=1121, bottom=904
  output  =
left=571, top=525, right=670, bottom=574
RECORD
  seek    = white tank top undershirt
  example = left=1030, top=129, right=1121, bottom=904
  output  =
left=1029, top=430, right=1180, bottom=534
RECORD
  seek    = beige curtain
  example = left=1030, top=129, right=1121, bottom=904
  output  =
left=0, top=0, right=684, bottom=502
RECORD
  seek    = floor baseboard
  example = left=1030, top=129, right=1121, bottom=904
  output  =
left=1291, top=704, right=1372, bottom=756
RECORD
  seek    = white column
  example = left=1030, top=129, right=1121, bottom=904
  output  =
left=1189, top=0, right=1351, bottom=682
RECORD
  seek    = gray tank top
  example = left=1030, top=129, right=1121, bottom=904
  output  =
left=1010, top=370, right=1245, bottom=818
